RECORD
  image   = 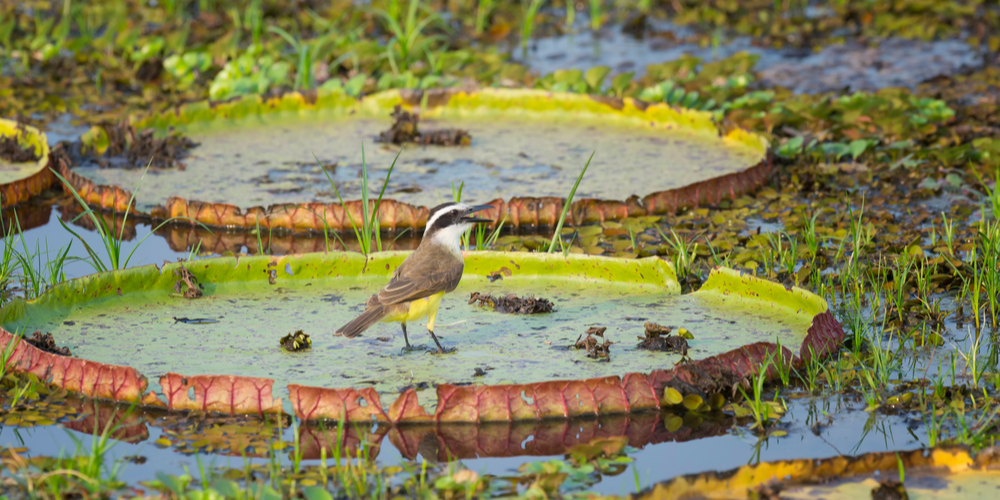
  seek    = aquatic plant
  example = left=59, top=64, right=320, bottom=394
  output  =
left=266, top=27, right=340, bottom=91
left=657, top=227, right=698, bottom=281
left=50, top=162, right=207, bottom=272
left=548, top=151, right=595, bottom=253
left=736, top=351, right=782, bottom=432
left=209, top=45, right=291, bottom=101
left=520, top=0, right=546, bottom=55
left=318, top=146, right=400, bottom=256
left=163, top=51, right=212, bottom=90
left=589, top=0, right=605, bottom=30
left=374, top=0, right=448, bottom=74
left=11, top=224, right=73, bottom=300
left=0, top=216, right=19, bottom=296
left=476, top=0, right=496, bottom=34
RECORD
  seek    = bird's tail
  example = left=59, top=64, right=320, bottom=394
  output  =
left=336, top=304, right=388, bottom=338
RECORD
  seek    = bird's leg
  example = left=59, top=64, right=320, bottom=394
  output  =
left=426, top=306, right=454, bottom=354
left=427, top=328, right=452, bottom=354
left=401, top=322, right=411, bottom=348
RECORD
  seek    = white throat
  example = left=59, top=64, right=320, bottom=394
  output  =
left=430, top=223, right=473, bottom=257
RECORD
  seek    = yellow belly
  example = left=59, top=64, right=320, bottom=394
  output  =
left=382, top=291, right=445, bottom=329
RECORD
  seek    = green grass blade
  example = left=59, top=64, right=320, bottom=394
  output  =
left=315, top=152, right=364, bottom=248
left=266, top=25, right=301, bottom=52
left=50, top=167, right=117, bottom=268
left=371, top=148, right=402, bottom=252
left=55, top=217, right=108, bottom=273
left=548, top=151, right=594, bottom=253
left=360, top=143, right=371, bottom=254
left=123, top=216, right=213, bottom=269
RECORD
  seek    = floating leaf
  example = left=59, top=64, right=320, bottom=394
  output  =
left=584, top=66, right=611, bottom=91
left=662, top=387, right=683, bottom=406
left=682, top=394, right=704, bottom=411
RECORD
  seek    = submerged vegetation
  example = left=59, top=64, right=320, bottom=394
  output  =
left=3, top=0, right=1000, bottom=497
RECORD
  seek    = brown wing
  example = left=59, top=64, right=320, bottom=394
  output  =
left=377, top=246, right=463, bottom=305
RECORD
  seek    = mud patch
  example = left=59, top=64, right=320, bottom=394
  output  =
left=468, top=292, right=554, bottom=314
left=0, top=124, right=40, bottom=163
left=280, top=330, right=312, bottom=352
left=637, top=322, right=689, bottom=355
left=25, top=331, right=71, bottom=356
left=377, top=105, right=471, bottom=146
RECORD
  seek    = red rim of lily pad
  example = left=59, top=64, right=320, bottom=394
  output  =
left=0, top=251, right=843, bottom=425
left=52, top=88, right=772, bottom=232
left=56, top=392, right=736, bottom=460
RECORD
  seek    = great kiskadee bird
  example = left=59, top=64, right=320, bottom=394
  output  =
left=334, top=202, right=493, bottom=353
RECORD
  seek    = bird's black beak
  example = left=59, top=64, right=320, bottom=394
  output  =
left=461, top=204, right=494, bottom=224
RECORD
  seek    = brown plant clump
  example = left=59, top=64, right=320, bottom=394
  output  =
left=871, top=479, right=908, bottom=500
left=378, top=105, right=471, bottom=146
left=135, top=57, right=163, bottom=82
left=93, top=119, right=197, bottom=169
left=173, top=265, right=203, bottom=298
left=25, top=331, right=72, bottom=356
left=468, top=292, right=554, bottom=314
left=574, top=326, right=613, bottom=361
left=0, top=123, right=40, bottom=163
left=749, top=482, right=784, bottom=500
left=637, top=322, right=689, bottom=355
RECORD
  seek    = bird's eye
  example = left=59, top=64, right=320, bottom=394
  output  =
left=452, top=209, right=458, bottom=215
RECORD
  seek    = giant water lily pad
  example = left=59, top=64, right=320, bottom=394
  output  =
left=0, top=118, right=52, bottom=208
left=79, top=92, right=762, bottom=211
left=0, top=252, right=840, bottom=422
left=60, top=89, right=770, bottom=231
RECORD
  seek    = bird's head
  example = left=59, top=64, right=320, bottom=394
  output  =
left=423, top=202, right=494, bottom=250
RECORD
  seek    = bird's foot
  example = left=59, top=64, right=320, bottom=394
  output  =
left=429, top=346, right=457, bottom=355
left=401, top=344, right=428, bottom=353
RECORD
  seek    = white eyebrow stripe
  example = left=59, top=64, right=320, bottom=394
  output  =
left=423, top=202, right=469, bottom=236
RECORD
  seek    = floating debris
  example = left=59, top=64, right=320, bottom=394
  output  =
left=266, top=262, right=278, bottom=285
left=173, top=317, right=218, bottom=324
left=468, top=292, right=554, bottom=314
left=86, top=118, right=196, bottom=169
left=377, top=105, right=471, bottom=146
left=574, top=327, right=613, bottom=361
left=487, top=266, right=513, bottom=282
left=25, top=332, right=71, bottom=357
left=637, top=322, right=690, bottom=355
left=280, top=330, right=312, bottom=352
left=173, top=265, right=203, bottom=299
left=0, top=123, right=39, bottom=163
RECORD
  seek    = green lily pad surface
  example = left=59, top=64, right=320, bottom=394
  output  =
left=71, top=90, right=764, bottom=212
left=1, top=252, right=822, bottom=408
